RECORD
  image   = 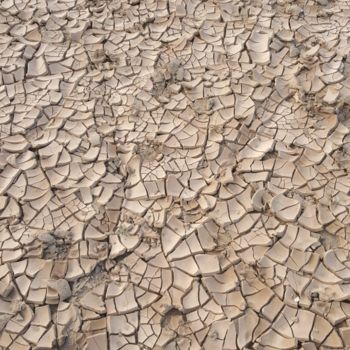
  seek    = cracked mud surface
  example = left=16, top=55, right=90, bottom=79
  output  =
left=1, top=0, right=350, bottom=349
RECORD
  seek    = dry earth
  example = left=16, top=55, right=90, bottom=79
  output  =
left=1, top=0, right=350, bottom=349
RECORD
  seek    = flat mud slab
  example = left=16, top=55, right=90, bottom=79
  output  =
left=1, top=0, right=350, bottom=349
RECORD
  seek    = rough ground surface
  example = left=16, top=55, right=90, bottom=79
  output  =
left=1, top=0, right=350, bottom=349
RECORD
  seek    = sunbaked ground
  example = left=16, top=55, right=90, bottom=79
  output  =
left=1, top=0, right=350, bottom=349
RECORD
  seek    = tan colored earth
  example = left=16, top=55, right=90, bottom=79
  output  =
left=1, top=0, right=350, bottom=349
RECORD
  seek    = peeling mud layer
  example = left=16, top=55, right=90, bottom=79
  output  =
left=2, top=0, right=350, bottom=349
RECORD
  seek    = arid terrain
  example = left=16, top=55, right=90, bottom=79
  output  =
left=1, top=0, right=350, bottom=349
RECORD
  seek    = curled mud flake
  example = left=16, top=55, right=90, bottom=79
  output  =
left=270, top=193, right=302, bottom=222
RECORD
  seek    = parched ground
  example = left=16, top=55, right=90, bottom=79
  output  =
left=1, top=0, right=350, bottom=349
